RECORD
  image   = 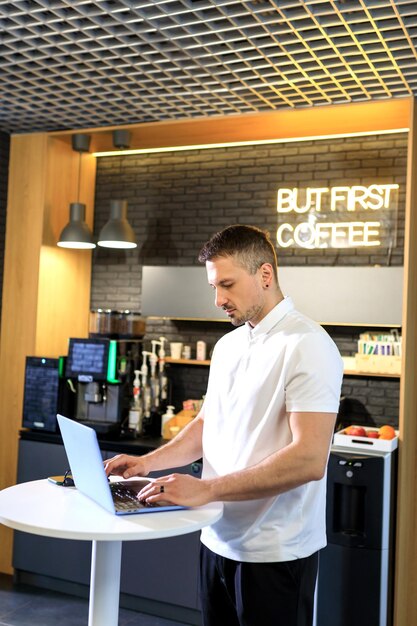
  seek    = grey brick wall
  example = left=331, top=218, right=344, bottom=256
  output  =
left=0, top=131, right=401, bottom=427
left=91, top=132, right=406, bottom=311
left=0, top=132, right=10, bottom=318
left=90, top=133, right=405, bottom=427
left=163, top=364, right=399, bottom=429
left=91, top=134, right=407, bottom=424
left=147, top=321, right=400, bottom=426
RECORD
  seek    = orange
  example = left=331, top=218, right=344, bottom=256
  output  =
left=378, top=425, right=396, bottom=440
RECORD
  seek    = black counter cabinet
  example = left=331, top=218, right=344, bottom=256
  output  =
left=13, top=431, right=203, bottom=625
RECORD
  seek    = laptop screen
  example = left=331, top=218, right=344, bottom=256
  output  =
left=56, top=414, right=186, bottom=515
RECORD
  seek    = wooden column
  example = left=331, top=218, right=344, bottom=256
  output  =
left=0, top=133, right=95, bottom=573
left=395, top=97, right=417, bottom=624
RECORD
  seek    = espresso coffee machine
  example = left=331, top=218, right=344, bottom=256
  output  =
left=60, top=337, right=141, bottom=435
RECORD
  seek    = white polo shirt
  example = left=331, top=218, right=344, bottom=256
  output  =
left=200, top=296, right=343, bottom=563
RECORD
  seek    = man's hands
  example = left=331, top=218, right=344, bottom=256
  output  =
left=104, top=453, right=213, bottom=507
left=137, top=473, right=213, bottom=508
left=104, top=454, right=148, bottom=480
left=103, top=416, right=210, bottom=507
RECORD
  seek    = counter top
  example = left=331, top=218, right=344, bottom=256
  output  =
left=20, top=428, right=164, bottom=455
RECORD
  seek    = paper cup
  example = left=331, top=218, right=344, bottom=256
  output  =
left=170, top=342, right=183, bottom=359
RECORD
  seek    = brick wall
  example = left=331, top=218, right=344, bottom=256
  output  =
left=91, top=133, right=406, bottom=310
left=90, top=132, right=407, bottom=427
left=155, top=322, right=400, bottom=428
left=162, top=366, right=399, bottom=430
left=0, top=132, right=10, bottom=317
left=0, top=132, right=402, bottom=427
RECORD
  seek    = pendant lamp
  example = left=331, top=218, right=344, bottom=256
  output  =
left=97, top=199, right=137, bottom=249
left=57, top=134, right=96, bottom=249
left=57, top=202, right=96, bottom=249
left=97, top=131, right=137, bottom=249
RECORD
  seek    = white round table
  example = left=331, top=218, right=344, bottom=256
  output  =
left=0, top=479, right=223, bottom=626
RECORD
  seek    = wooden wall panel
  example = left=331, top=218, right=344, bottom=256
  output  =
left=50, top=99, right=411, bottom=153
left=0, top=134, right=47, bottom=573
left=0, top=134, right=94, bottom=573
left=36, top=140, right=95, bottom=356
left=395, top=99, right=417, bottom=625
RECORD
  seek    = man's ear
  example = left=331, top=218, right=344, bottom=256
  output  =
left=260, top=263, right=274, bottom=288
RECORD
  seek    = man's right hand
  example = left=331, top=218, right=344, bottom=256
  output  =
left=104, top=454, right=148, bottom=479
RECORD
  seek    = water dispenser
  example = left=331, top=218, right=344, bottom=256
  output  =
left=316, top=445, right=397, bottom=626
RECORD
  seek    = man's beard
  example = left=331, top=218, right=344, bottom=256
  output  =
left=226, top=302, right=263, bottom=327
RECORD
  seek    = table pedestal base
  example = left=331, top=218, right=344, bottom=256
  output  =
left=88, top=540, right=122, bottom=626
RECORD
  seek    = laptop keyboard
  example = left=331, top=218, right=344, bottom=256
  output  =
left=110, top=482, right=157, bottom=511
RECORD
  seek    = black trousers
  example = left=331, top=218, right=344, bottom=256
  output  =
left=199, top=544, right=318, bottom=626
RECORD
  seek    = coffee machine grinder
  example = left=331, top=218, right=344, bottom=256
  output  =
left=61, top=337, right=132, bottom=435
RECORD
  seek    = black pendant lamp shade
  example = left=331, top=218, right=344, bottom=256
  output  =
left=57, top=202, right=96, bottom=249
left=97, top=200, right=137, bottom=249
left=57, top=133, right=96, bottom=249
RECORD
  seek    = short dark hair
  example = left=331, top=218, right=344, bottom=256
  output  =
left=198, top=224, right=278, bottom=281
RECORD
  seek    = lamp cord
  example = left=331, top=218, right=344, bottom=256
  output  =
left=77, top=150, right=82, bottom=203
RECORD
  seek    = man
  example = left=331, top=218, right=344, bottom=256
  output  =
left=105, top=224, right=343, bottom=626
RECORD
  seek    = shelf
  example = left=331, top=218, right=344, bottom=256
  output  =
left=165, top=356, right=401, bottom=377
left=148, top=316, right=402, bottom=328
left=147, top=316, right=228, bottom=323
left=343, top=369, right=400, bottom=379
left=165, top=357, right=210, bottom=366
left=342, top=356, right=400, bottom=379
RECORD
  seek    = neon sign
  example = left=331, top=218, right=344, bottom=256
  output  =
left=276, top=184, right=399, bottom=249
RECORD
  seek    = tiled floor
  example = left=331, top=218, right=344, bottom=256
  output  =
left=0, top=574, right=188, bottom=626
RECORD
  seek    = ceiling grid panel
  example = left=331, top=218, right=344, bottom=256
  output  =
left=0, top=0, right=416, bottom=133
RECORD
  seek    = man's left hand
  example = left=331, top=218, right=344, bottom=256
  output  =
left=138, top=473, right=212, bottom=507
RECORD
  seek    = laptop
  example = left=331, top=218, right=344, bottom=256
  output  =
left=56, top=414, right=186, bottom=516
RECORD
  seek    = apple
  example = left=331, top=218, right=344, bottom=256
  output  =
left=367, top=430, right=379, bottom=439
left=345, top=425, right=367, bottom=437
